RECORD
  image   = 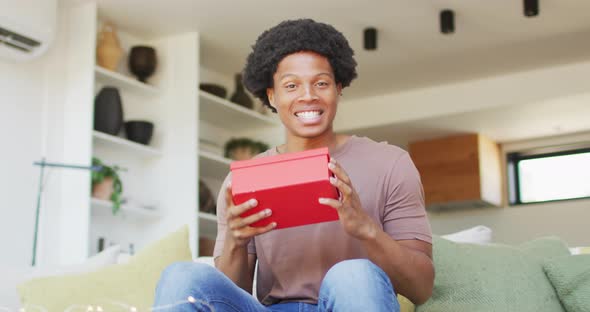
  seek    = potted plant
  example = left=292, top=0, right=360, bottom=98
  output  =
left=224, top=138, right=269, bottom=160
left=91, top=157, right=123, bottom=214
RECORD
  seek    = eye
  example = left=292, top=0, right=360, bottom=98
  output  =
left=316, top=81, right=330, bottom=87
left=284, top=83, right=296, bottom=90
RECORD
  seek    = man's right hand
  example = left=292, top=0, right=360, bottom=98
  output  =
left=225, top=183, right=276, bottom=247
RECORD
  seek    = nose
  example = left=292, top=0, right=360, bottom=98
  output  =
left=298, top=84, right=319, bottom=102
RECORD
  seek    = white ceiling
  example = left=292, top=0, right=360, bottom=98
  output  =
left=93, top=0, right=590, bottom=99
left=349, top=91, right=590, bottom=147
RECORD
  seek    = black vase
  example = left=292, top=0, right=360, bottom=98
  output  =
left=124, top=120, right=154, bottom=145
left=128, top=46, right=157, bottom=83
left=199, top=180, right=216, bottom=214
left=94, top=87, right=123, bottom=135
left=230, top=73, right=253, bottom=109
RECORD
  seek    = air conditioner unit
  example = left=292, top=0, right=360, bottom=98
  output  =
left=0, top=0, right=57, bottom=61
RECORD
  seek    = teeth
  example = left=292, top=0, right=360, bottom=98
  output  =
left=296, top=111, right=321, bottom=118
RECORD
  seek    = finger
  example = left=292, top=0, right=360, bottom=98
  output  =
left=318, top=197, right=343, bottom=209
left=330, top=176, right=353, bottom=197
left=228, top=218, right=243, bottom=230
left=225, top=182, right=233, bottom=208
left=231, top=229, right=245, bottom=240
left=229, top=208, right=270, bottom=230
left=227, top=198, right=258, bottom=220
left=232, top=221, right=276, bottom=241
left=328, top=158, right=351, bottom=185
left=240, top=208, right=272, bottom=227
left=252, top=222, right=277, bottom=235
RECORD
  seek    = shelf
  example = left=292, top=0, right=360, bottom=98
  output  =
left=199, top=91, right=281, bottom=131
left=199, top=212, right=218, bottom=239
left=198, top=150, right=231, bottom=179
left=91, top=198, right=162, bottom=220
left=199, top=212, right=217, bottom=222
left=95, top=66, right=160, bottom=95
left=93, top=131, right=162, bottom=158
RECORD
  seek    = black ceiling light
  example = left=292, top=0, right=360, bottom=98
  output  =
left=440, top=10, right=454, bottom=34
left=524, top=0, right=539, bottom=17
left=364, top=27, right=377, bottom=50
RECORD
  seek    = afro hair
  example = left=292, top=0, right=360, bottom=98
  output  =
left=242, top=19, right=358, bottom=113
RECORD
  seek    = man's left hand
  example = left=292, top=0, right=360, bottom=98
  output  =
left=319, top=158, right=378, bottom=240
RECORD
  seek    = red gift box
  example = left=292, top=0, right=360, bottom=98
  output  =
left=230, top=147, right=339, bottom=229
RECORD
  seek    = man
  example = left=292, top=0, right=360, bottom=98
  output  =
left=155, top=19, right=434, bottom=312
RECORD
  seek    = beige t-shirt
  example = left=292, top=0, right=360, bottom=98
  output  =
left=213, top=135, right=432, bottom=305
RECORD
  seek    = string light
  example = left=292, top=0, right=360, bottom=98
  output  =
left=17, top=305, right=47, bottom=312
left=5, top=296, right=214, bottom=312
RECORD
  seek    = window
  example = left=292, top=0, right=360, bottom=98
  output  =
left=507, top=146, right=590, bottom=205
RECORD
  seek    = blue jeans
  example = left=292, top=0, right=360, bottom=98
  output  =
left=154, top=259, right=400, bottom=312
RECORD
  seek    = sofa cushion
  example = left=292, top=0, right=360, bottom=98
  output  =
left=18, top=225, right=192, bottom=311
left=416, top=236, right=570, bottom=312
left=543, top=254, right=590, bottom=312
left=441, top=225, right=492, bottom=244
left=0, top=244, right=120, bottom=310
left=27, top=244, right=121, bottom=280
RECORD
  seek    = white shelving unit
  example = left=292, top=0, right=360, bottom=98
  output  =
left=198, top=212, right=218, bottom=240
left=196, top=85, right=282, bottom=252
left=92, top=130, right=162, bottom=158
left=38, top=1, right=198, bottom=265
left=197, top=149, right=228, bottom=240
left=198, top=212, right=217, bottom=222
left=199, top=91, right=280, bottom=131
left=95, top=66, right=160, bottom=95
left=91, top=198, right=162, bottom=220
left=88, top=9, right=199, bottom=259
left=199, top=150, right=231, bottom=179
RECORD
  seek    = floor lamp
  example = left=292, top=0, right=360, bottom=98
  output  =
left=31, top=158, right=101, bottom=266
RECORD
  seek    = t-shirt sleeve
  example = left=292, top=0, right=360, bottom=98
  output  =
left=212, top=173, right=257, bottom=259
left=382, top=152, right=432, bottom=244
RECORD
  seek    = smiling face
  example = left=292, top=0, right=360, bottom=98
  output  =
left=266, top=51, right=342, bottom=140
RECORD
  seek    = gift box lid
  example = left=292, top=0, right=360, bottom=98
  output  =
left=230, top=147, right=329, bottom=170
left=230, top=147, right=332, bottom=194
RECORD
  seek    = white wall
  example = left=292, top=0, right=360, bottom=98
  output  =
left=334, top=60, right=590, bottom=247
left=0, top=53, right=46, bottom=267
left=0, top=1, right=97, bottom=268
left=419, top=114, right=590, bottom=246
left=429, top=199, right=590, bottom=246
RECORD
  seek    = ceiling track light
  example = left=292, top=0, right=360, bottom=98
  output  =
left=364, top=27, right=377, bottom=50
left=524, top=0, right=539, bottom=17
left=440, top=10, right=455, bottom=34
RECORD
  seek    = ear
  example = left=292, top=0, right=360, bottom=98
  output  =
left=337, top=83, right=343, bottom=96
left=266, top=88, right=276, bottom=110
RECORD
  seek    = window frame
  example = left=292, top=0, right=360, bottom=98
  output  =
left=507, top=146, right=590, bottom=206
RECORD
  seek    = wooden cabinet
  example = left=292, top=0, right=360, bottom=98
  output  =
left=409, top=133, right=503, bottom=210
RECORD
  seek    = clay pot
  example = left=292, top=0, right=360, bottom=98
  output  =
left=96, top=23, right=123, bottom=71
left=128, top=46, right=157, bottom=82
left=92, top=177, right=114, bottom=200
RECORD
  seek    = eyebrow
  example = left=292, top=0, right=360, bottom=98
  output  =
left=279, top=72, right=334, bottom=80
